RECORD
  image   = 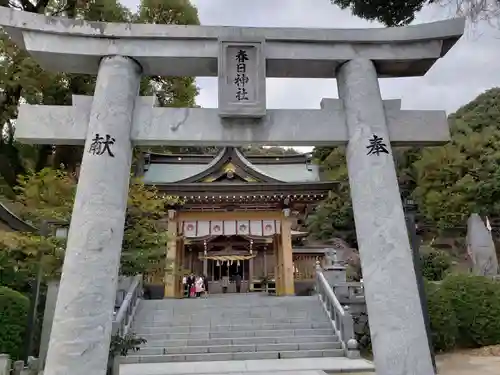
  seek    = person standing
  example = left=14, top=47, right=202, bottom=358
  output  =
left=186, top=273, right=195, bottom=298
left=195, top=275, right=204, bottom=298
left=234, top=273, right=242, bottom=293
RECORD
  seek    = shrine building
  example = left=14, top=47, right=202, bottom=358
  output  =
left=136, top=147, right=337, bottom=298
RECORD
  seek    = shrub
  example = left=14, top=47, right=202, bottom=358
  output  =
left=425, top=281, right=459, bottom=352
left=356, top=275, right=500, bottom=355
left=421, top=249, right=452, bottom=281
left=0, top=286, right=29, bottom=360
left=440, top=274, right=500, bottom=348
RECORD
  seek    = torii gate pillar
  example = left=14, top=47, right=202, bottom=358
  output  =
left=43, top=55, right=142, bottom=375
left=338, top=58, right=435, bottom=375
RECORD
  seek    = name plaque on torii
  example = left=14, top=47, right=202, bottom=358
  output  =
left=218, top=38, right=266, bottom=118
left=0, top=7, right=465, bottom=375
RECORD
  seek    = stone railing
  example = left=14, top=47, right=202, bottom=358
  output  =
left=332, top=282, right=365, bottom=302
left=112, top=274, right=143, bottom=337
left=315, top=265, right=360, bottom=359
left=0, top=355, right=39, bottom=375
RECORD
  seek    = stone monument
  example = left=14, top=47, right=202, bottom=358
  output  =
left=467, top=213, right=499, bottom=276
left=0, top=8, right=465, bottom=375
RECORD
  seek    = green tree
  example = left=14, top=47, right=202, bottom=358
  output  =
left=0, top=0, right=201, bottom=187
left=307, top=145, right=418, bottom=244
left=0, top=169, right=180, bottom=286
left=330, top=0, right=497, bottom=26
left=242, top=146, right=300, bottom=156
left=306, top=147, right=356, bottom=244
left=413, top=88, right=500, bottom=230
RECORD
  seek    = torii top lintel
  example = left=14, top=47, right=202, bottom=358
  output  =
left=0, top=7, right=465, bottom=78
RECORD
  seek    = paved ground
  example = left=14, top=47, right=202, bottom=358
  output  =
left=120, top=357, right=375, bottom=375
left=120, top=347, right=500, bottom=375
left=348, top=347, right=500, bottom=375
left=436, top=350, right=500, bottom=375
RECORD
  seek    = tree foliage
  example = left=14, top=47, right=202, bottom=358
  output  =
left=308, top=88, right=500, bottom=241
left=330, top=0, right=499, bottom=26
left=421, top=249, right=453, bottom=281
left=414, top=88, right=500, bottom=229
left=306, top=147, right=355, bottom=244
left=332, top=0, right=429, bottom=26
left=242, top=146, right=300, bottom=156
left=0, top=0, right=200, bottom=193
left=0, top=169, right=180, bottom=289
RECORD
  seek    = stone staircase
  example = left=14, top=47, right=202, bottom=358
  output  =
left=123, top=294, right=344, bottom=364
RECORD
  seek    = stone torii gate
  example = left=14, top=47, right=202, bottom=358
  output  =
left=0, top=8, right=464, bottom=375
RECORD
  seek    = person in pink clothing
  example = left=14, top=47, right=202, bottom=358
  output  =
left=195, top=275, right=205, bottom=298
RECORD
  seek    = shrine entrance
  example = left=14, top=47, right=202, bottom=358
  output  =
left=164, top=211, right=294, bottom=298
left=185, top=234, right=270, bottom=294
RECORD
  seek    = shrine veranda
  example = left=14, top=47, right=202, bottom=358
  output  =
left=0, top=7, right=465, bottom=375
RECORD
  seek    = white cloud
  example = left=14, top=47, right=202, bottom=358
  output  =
left=120, top=0, right=500, bottom=152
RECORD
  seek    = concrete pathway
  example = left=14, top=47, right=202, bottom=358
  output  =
left=120, top=348, right=500, bottom=375
left=120, top=357, right=375, bottom=375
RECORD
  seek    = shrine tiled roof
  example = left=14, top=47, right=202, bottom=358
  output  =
left=141, top=147, right=320, bottom=185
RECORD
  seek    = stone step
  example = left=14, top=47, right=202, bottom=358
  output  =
left=134, top=316, right=327, bottom=326
left=140, top=308, right=323, bottom=318
left=138, top=328, right=335, bottom=341
left=137, top=306, right=324, bottom=314
left=121, top=349, right=345, bottom=364
left=138, top=341, right=342, bottom=356
left=134, top=322, right=332, bottom=334
left=140, top=305, right=325, bottom=311
left=143, top=334, right=339, bottom=348
left=140, top=296, right=318, bottom=305
left=179, top=372, right=328, bottom=375
left=141, top=302, right=323, bottom=308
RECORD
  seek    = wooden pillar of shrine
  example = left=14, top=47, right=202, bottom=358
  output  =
left=279, top=214, right=295, bottom=296
left=164, top=210, right=178, bottom=298
left=174, top=236, right=184, bottom=298
left=249, top=253, right=254, bottom=284
left=273, top=234, right=282, bottom=294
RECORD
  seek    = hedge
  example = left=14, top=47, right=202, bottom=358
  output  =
left=356, top=274, right=500, bottom=354
left=0, top=286, right=29, bottom=360
left=438, top=274, right=500, bottom=348
left=425, top=281, right=459, bottom=352
left=421, top=249, right=452, bottom=281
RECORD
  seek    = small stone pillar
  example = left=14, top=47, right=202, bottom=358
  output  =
left=337, top=58, right=434, bottom=375
left=39, top=280, right=59, bottom=370
left=44, top=55, right=142, bottom=375
left=0, top=354, right=10, bottom=375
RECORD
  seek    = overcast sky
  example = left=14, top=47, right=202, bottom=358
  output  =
left=121, top=0, right=500, bottom=151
